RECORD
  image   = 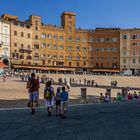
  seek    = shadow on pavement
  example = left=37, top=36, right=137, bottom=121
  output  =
left=0, top=95, right=100, bottom=108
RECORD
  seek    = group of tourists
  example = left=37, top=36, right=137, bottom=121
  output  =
left=116, top=91, right=140, bottom=102
left=70, top=78, right=97, bottom=86
left=99, top=91, right=140, bottom=103
left=26, top=73, right=69, bottom=119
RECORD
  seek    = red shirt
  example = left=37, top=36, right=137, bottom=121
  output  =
left=29, top=78, right=39, bottom=92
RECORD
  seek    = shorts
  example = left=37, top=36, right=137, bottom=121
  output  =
left=29, top=91, right=38, bottom=102
left=56, top=100, right=61, bottom=106
left=35, top=92, right=39, bottom=101
left=61, top=101, right=68, bottom=110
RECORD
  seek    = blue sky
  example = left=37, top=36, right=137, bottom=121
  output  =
left=0, top=0, right=140, bottom=29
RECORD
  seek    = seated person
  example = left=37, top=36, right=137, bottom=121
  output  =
left=133, top=93, right=138, bottom=99
left=127, top=93, right=133, bottom=100
left=104, top=93, right=110, bottom=102
left=100, top=93, right=104, bottom=103
left=116, top=92, right=124, bottom=102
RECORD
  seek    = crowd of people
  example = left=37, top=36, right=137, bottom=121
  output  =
left=69, top=78, right=98, bottom=86
left=26, top=72, right=69, bottom=119
left=116, top=91, right=140, bottom=102
left=99, top=91, right=140, bottom=103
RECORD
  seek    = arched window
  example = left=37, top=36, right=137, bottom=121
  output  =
left=3, top=48, right=8, bottom=56
left=3, top=26, right=8, bottom=34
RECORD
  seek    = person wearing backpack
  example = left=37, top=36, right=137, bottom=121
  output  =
left=44, top=80, right=55, bottom=116
left=28, top=73, right=39, bottom=115
left=55, top=87, right=61, bottom=116
left=60, top=86, right=69, bottom=119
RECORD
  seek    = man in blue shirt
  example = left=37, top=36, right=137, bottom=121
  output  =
left=61, top=86, right=69, bottom=118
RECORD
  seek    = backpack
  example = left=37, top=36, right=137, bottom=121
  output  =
left=44, top=87, right=52, bottom=100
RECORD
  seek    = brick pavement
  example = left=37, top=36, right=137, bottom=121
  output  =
left=0, top=101, right=140, bottom=140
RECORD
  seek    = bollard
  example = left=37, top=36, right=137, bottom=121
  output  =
left=106, top=88, right=111, bottom=100
left=81, top=88, right=87, bottom=104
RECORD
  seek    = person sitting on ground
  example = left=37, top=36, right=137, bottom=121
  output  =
left=104, top=93, right=110, bottom=102
left=116, top=92, right=124, bottom=102
left=127, top=93, right=133, bottom=100
left=133, top=92, right=138, bottom=99
left=100, top=93, right=104, bottom=103
left=60, top=86, right=69, bottom=119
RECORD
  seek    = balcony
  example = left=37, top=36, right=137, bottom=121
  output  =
left=19, top=47, right=32, bottom=53
left=11, top=60, right=21, bottom=64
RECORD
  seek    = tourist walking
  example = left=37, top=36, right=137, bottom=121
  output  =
left=60, top=86, right=69, bottom=118
left=44, top=81, right=55, bottom=116
left=55, top=87, right=61, bottom=116
left=28, top=73, right=39, bottom=115
left=36, top=76, right=40, bottom=106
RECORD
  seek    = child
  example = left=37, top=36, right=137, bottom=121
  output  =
left=104, top=93, right=110, bottom=102
left=44, top=81, right=55, bottom=116
left=100, top=93, right=104, bottom=103
left=60, top=86, right=69, bottom=119
left=55, top=87, right=61, bottom=116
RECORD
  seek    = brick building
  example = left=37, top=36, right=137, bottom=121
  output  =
left=1, top=12, right=120, bottom=73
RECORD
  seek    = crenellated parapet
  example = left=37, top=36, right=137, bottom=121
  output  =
left=95, top=27, right=120, bottom=32
left=41, top=24, right=65, bottom=32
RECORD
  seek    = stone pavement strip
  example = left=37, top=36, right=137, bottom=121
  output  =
left=0, top=101, right=140, bottom=140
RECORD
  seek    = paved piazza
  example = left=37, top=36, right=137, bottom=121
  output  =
left=0, top=74, right=140, bottom=140
left=0, top=101, right=140, bottom=140
left=0, top=74, right=140, bottom=108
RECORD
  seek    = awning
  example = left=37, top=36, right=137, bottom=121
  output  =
left=13, top=65, right=75, bottom=71
left=92, top=69, right=120, bottom=72
left=0, top=62, right=7, bottom=68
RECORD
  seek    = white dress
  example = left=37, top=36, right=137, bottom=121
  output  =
left=44, top=86, right=55, bottom=107
left=44, top=96, right=55, bottom=107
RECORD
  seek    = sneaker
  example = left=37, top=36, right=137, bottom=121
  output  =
left=31, top=109, right=35, bottom=115
left=48, top=111, right=51, bottom=117
left=27, top=102, right=30, bottom=107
